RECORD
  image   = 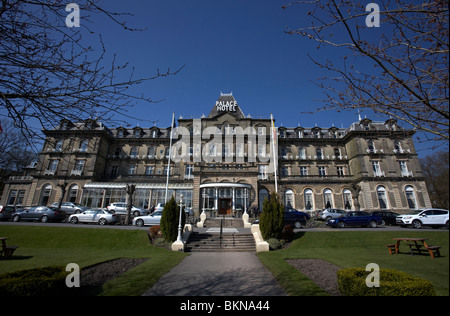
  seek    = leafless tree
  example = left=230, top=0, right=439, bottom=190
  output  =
left=284, top=0, right=449, bottom=147
left=0, top=0, right=182, bottom=144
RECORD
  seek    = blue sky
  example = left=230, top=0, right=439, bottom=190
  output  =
left=91, top=0, right=359, bottom=127
left=2, top=0, right=440, bottom=157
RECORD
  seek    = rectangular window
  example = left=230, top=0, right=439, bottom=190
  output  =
left=300, top=166, right=308, bottom=176
left=318, top=166, right=326, bottom=176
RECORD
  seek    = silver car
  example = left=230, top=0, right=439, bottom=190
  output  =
left=132, top=210, right=163, bottom=227
left=107, top=202, right=149, bottom=216
left=319, top=208, right=347, bottom=221
left=69, top=209, right=120, bottom=225
left=50, top=202, right=87, bottom=214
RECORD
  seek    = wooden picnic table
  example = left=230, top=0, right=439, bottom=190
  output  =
left=387, top=238, right=441, bottom=259
left=0, top=237, right=19, bottom=259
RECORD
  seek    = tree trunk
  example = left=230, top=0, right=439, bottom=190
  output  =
left=125, top=184, right=135, bottom=225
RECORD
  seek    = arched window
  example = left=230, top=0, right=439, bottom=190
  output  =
left=304, top=189, right=314, bottom=211
left=114, top=147, right=121, bottom=157
left=343, top=189, right=353, bottom=210
left=284, top=189, right=294, bottom=209
left=130, top=146, right=139, bottom=158
left=259, top=189, right=269, bottom=211
left=323, top=188, right=333, bottom=209
left=68, top=185, right=79, bottom=203
left=377, top=186, right=389, bottom=209
left=147, top=147, right=155, bottom=157
left=405, top=186, right=417, bottom=209
left=40, top=184, right=53, bottom=205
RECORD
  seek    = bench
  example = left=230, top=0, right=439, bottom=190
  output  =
left=426, top=246, right=441, bottom=259
left=408, top=244, right=441, bottom=259
left=386, top=244, right=397, bottom=255
left=1, top=246, right=18, bottom=259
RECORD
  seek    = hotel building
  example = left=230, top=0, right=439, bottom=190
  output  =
left=2, top=93, right=431, bottom=216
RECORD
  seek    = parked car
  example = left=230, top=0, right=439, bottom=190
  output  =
left=284, top=211, right=309, bottom=229
left=106, top=202, right=149, bottom=216
left=0, top=205, right=21, bottom=221
left=12, top=206, right=66, bottom=223
left=327, top=211, right=382, bottom=228
left=318, top=208, right=347, bottom=221
left=133, top=210, right=163, bottom=227
left=371, top=211, right=399, bottom=226
left=50, top=202, right=87, bottom=214
left=286, top=208, right=311, bottom=220
left=155, top=202, right=194, bottom=216
left=396, top=209, right=449, bottom=229
left=68, top=209, right=120, bottom=225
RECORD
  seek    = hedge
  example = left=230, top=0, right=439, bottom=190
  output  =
left=337, top=268, right=435, bottom=296
left=0, top=266, right=70, bottom=296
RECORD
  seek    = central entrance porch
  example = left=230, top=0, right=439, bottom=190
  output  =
left=200, top=183, right=251, bottom=217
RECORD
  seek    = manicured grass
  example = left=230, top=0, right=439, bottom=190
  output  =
left=0, top=226, right=187, bottom=296
left=257, top=231, right=449, bottom=296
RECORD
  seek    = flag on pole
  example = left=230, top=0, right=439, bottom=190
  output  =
left=165, top=112, right=175, bottom=203
left=270, top=113, right=278, bottom=193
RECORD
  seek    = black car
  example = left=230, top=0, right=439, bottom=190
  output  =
left=0, top=205, right=20, bottom=221
left=284, top=211, right=309, bottom=229
left=12, top=206, right=66, bottom=223
left=371, top=211, right=399, bottom=225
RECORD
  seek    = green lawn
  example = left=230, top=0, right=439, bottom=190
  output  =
left=0, top=226, right=187, bottom=296
left=2, top=226, right=448, bottom=296
left=257, top=230, right=449, bottom=296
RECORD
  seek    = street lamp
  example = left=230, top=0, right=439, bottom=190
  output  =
left=176, top=194, right=184, bottom=242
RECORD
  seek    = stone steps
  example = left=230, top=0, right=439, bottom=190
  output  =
left=186, top=232, right=256, bottom=252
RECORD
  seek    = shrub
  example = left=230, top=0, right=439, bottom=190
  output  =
left=259, top=192, right=284, bottom=240
left=337, top=268, right=435, bottom=296
left=0, top=266, right=70, bottom=296
left=160, top=196, right=186, bottom=242
left=148, top=225, right=161, bottom=242
left=281, top=225, right=294, bottom=242
left=267, top=238, right=286, bottom=250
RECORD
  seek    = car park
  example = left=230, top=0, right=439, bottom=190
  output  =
left=396, top=209, right=449, bottom=229
left=327, top=211, right=382, bottom=228
left=371, top=211, right=399, bottom=226
left=318, top=208, right=346, bottom=221
left=68, top=209, right=120, bottom=225
left=133, top=210, right=163, bottom=227
left=106, top=202, right=149, bottom=216
left=12, top=206, right=66, bottom=223
left=50, top=202, right=87, bottom=214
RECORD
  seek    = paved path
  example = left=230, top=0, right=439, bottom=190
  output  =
left=142, top=252, right=287, bottom=296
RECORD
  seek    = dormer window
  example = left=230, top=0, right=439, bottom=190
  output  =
left=134, top=129, right=141, bottom=138
left=152, top=130, right=158, bottom=138
left=117, top=129, right=124, bottom=138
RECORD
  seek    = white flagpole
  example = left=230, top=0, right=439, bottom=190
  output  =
left=165, top=112, right=175, bottom=203
left=271, top=113, right=278, bottom=194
